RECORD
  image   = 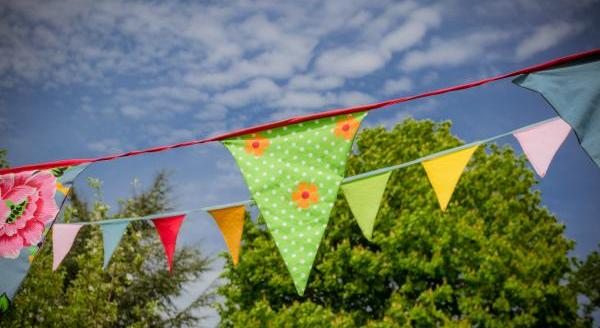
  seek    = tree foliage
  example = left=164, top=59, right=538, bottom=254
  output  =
left=217, top=119, right=581, bottom=327
left=3, top=172, right=212, bottom=327
left=0, top=149, right=8, bottom=169
left=570, top=244, right=600, bottom=327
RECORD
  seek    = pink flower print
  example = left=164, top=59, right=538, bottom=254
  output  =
left=0, top=170, right=58, bottom=259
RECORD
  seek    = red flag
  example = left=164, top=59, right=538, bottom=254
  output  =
left=152, top=214, right=185, bottom=272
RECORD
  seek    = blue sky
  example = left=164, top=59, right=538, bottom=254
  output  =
left=1, top=0, right=599, bottom=321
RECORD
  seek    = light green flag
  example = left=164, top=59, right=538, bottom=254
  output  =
left=223, top=112, right=367, bottom=294
left=341, top=172, right=391, bottom=241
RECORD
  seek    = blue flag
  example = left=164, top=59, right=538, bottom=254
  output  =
left=513, top=55, right=600, bottom=169
left=101, top=221, right=129, bottom=269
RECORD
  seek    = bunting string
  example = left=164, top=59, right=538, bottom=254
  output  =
left=1, top=49, right=596, bottom=175
left=3, top=51, right=595, bottom=302
left=343, top=116, right=560, bottom=183
left=60, top=116, right=564, bottom=227
left=72, top=200, right=255, bottom=226
left=45, top=116, right=571, bottom=285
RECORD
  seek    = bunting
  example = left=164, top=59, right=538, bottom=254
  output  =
left=514, top=55, right=600, bottom=168
left=513, top=118, right=571, bottom=177
left=422, top=146, right=478, bottom=211
left=223, top=112, right=367, bottom=294
left=208, top=205, right=245, bottom=266
left=341, top=172, right=391, bottom=241
left=0, top=164, right=87, bottom=312
left=52, top=224, right=82, bottom=271
left=0, top=49, right=598, bottom=313
left=101, top=221, right=129, bottom=269
left=152, top=214, right=186, bottom=272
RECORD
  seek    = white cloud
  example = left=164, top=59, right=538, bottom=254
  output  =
left=373, top=98, right=440, bottom=128
left=119, top=86, right=207, bottom=103
left=120, top=105, right=146, bottom=119
left=421, top=71, right=439, bottom=85
left=0, top=0, right=445, bottom=127
left=379, top=7, right=441, bottom=53
left=193, top=104, right=228, bottom=121
left=212, top=78, right=281, bottom=108
left=337, top=91, right=375, bottom=107
left=155, top=128, right=197, bottom=144
left=88, top=138, right=124, bottom=154
left=515, top=22, right=584, bottom=60
left=400, top=30, right=511, bottom=71
left=276, top=91, right=335, bottom=110
left=287, top=75, right=344, bottom=91
left=314, top=5, right=441, bottom=79
left=315, top=48, right=387, bottom=78
left=382, top=77, right=413, bottom=95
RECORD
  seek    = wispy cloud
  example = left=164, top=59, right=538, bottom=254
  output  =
left=314, top=5, right=441, bottom=79
left=315, top=48, right=387, bottom=78
left=1, top=0, right=596, bottom=153
left=515, top=22, right=585, bottom=60
left=400, top=31, right=512, bottom=71
left=88, top=138, right=125, bottom=154
left=382, top=77, right=413, bottom=96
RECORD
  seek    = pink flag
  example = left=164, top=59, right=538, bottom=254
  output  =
left=513, top=118, right=571, bottom=177
left=152, top=214, right=186, bottom=272
left=52, top=224, right=83, bottom=271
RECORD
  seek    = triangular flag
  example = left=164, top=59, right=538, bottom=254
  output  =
left=222, top=113, right=367, bottom=295
left=514, top=56, right=600, bottom=169
left=208, top=205, right=245, bottom=265
left=421, top=145, right=478, bottom=211
left=0, top=165, right=88, bottom=310
left=152, top=214, right=185, bottom=272
left=341, top=172, right=391, bottom=241
left=52, top=224, right=83, bottom=271
left=100, top=221, right=129, bottom=269
left=513, top=118, right=571, bottom=177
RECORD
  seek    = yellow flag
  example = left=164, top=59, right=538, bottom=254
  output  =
left=421, top=145, right=478, bottom=211
left=208, top=205, right=246, bottom=265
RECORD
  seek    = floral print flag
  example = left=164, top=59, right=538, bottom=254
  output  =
left=223, top=113, right=367, bottom=295
left=0, top=164, right=87, bottom=315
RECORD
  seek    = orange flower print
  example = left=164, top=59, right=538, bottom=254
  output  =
left=244, top=134, right=270, bottom=156
left=291, top=183, right=319, bottom=209
left=334, top=115, right=360, bottom=140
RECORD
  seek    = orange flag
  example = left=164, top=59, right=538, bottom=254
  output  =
left=208, top=205, right=245, bottom=265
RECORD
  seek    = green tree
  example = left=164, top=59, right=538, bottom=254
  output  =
left=0, top=149, right=8, bottom=169
left=570, top=245, right=600, bottom=327
left=3, top=172, right=213, bottom=327
left=217, top=119, right=580, bottom=327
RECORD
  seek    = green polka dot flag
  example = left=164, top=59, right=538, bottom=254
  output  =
left=222, top=112, right=367, bottom=295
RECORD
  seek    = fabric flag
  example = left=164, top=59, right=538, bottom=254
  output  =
left=222, top=112, right=367, bottom=295
left=513, top=55, right=600, bottom=169
left=101, top=221, right=129, bottom=269
left=208, top=205, right=245, bottom=265
left=422, top=146, right=478, bottom=211
left=341, top=172, right=391, bottom=241
left=513, top=118, right=571, bottom=177
left=0, top=164, right=87, bottom=315
left=52, top=224, right=83, bottom=271
left=152, top=214, right=186, bottom=272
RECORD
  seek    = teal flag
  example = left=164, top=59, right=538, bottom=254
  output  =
left=101, top=221, right=129, bottom=269
left=513, top=55, right=600, bottom=168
